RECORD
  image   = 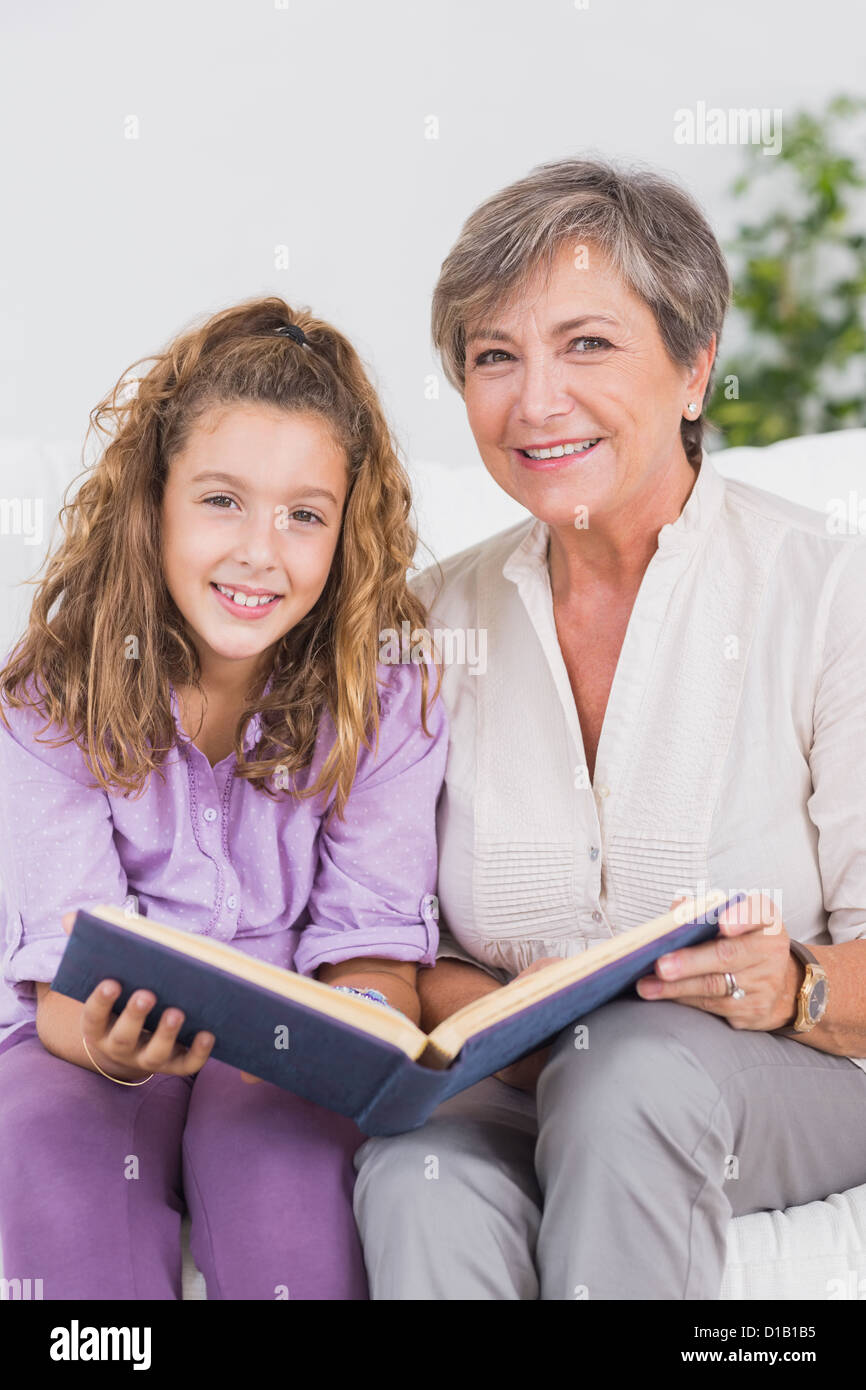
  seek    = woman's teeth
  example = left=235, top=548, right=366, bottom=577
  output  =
left=213, top=583, right=279, bottom=608
left=522, top=439, right=600, bottom=459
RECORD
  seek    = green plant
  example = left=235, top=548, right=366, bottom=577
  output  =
left=707, top=94, right=866, bottom=447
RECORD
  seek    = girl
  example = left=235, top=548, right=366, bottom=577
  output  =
left=0, top=297, right=447, bottom=1300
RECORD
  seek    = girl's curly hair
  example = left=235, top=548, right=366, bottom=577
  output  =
left=0, top=296, right=442, bottom=823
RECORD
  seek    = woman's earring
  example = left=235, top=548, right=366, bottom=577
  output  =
left=686, top=401, right=699, bottom=415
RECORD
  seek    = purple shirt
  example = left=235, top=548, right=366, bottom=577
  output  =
left=0, top=658, right=447, bottom=1048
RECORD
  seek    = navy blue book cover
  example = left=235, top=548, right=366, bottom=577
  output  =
left=51, top=895, right=742, bottom=1135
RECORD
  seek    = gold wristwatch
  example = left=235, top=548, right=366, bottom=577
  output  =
left=772, top=940, right=829, bottom=1038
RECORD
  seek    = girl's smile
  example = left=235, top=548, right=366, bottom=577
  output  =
left=209, top=582, right=283, bottom=618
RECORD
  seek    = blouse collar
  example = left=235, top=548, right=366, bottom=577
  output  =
left=502, top=447, right=725, bottom=585
left=168, top=670, right=275, bottom=752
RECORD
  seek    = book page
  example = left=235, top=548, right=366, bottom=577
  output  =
left=91, top=904, right=430, bottom=1060
left=425, top=892, right=728, bottom=1062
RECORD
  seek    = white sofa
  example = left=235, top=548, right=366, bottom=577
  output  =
left=2, top=429, right=866, bottom=1299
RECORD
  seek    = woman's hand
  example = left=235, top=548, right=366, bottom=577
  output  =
left=62, top=911, right=216, bottom=1082
left=634, top=893, right=803, bottom=1031
left=494, top=955, right=562, bottom=1091
left=494, top=1043, right=555, bottom=1092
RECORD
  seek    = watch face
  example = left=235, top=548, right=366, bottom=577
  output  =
left=808, top=978, right=828, bottom=1022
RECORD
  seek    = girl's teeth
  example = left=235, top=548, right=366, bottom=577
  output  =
left=214, top=584, right=278, bottom=607
left=523, top=439, right=600, bottom=459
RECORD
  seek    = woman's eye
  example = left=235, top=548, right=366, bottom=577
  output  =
left=473, top=336, right=611, bottom=367
left=571, top=336, right=611, bottom=352
left=291, top=509, right=323, bottom=526
left=473, top=348, right=513, bottom=366
left=203, top=494, right=237, bottom=509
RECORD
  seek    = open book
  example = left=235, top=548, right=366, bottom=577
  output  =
left=51, top=892, right=742, bottom=1135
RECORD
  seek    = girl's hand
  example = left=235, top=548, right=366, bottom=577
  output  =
left=634, top=893, right=803, bottom=1031
left=494, top=955, right=561, bottom=1091
left=62, top=911, right=216, bottom=1081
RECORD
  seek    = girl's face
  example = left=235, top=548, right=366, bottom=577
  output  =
left=161, top=402, right=349, bottom=696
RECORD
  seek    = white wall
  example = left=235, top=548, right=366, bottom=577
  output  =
left=1, top=0, right=864, bottom=649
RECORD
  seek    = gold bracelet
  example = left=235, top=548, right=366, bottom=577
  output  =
left=81, top=1034, right=154, bottom=1086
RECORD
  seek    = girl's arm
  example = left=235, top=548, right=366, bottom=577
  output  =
left=316, top=956, right=422, bottom=1024
left=33, top=913, right=216, bottom=1080
left=36, top=980, right=151, bottom=1081
left=295, top=661, right=450, bottom=1026
left=35, top=977, right=216, bottom=1081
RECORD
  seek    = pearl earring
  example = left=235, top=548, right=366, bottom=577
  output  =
left=686, top=401, right=699, bottom=415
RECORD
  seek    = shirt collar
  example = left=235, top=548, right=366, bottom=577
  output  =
left=502, top=447, right=724, bottom=584
left=168, top=671, right=275, bottom=753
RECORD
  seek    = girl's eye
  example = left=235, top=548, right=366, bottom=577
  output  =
left=203, top=497, right=323, bottom=526
left=472, top=335, right=612, bottom=366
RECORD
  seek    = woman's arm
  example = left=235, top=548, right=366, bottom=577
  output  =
left=794, top=939, right=866, bottom=1056
left=415, top=957, right=503, bottom=1033
left=418, top=955, right=561, bottom=1091
left=636, top=895, right=866, bottom=1056
left=637, top=545, right=866, bottom=1056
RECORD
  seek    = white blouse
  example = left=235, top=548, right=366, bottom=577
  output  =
left=411, top=449, right=866, bottom=1073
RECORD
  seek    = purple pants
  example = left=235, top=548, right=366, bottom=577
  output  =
left=0, top=1022, right=369, bottom=1300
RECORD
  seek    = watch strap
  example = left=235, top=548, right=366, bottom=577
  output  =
left=772, top=940, right=821, bottom=1037
left=788, top=940, right=818, bottom=969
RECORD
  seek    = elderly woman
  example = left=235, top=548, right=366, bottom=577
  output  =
left=351, top=157, right=866, bottom=1300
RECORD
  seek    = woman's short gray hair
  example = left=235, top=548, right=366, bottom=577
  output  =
left=431, top=156, right=732, bottom=467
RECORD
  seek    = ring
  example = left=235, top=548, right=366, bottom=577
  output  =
left=724, top=972, right=746, bottom=1000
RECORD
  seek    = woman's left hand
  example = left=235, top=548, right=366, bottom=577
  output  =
left=635, top=893, right=804, bottom=1031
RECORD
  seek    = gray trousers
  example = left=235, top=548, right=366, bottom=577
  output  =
left=352, top=996, right=866, bottom=1299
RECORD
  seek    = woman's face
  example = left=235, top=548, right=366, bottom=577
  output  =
left=161, top=403, right=348, bottom=693
left=462, top=242, right=714, bottom=532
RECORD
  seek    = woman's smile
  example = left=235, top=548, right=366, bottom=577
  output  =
left=512, top=437, right=605, bottom=470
